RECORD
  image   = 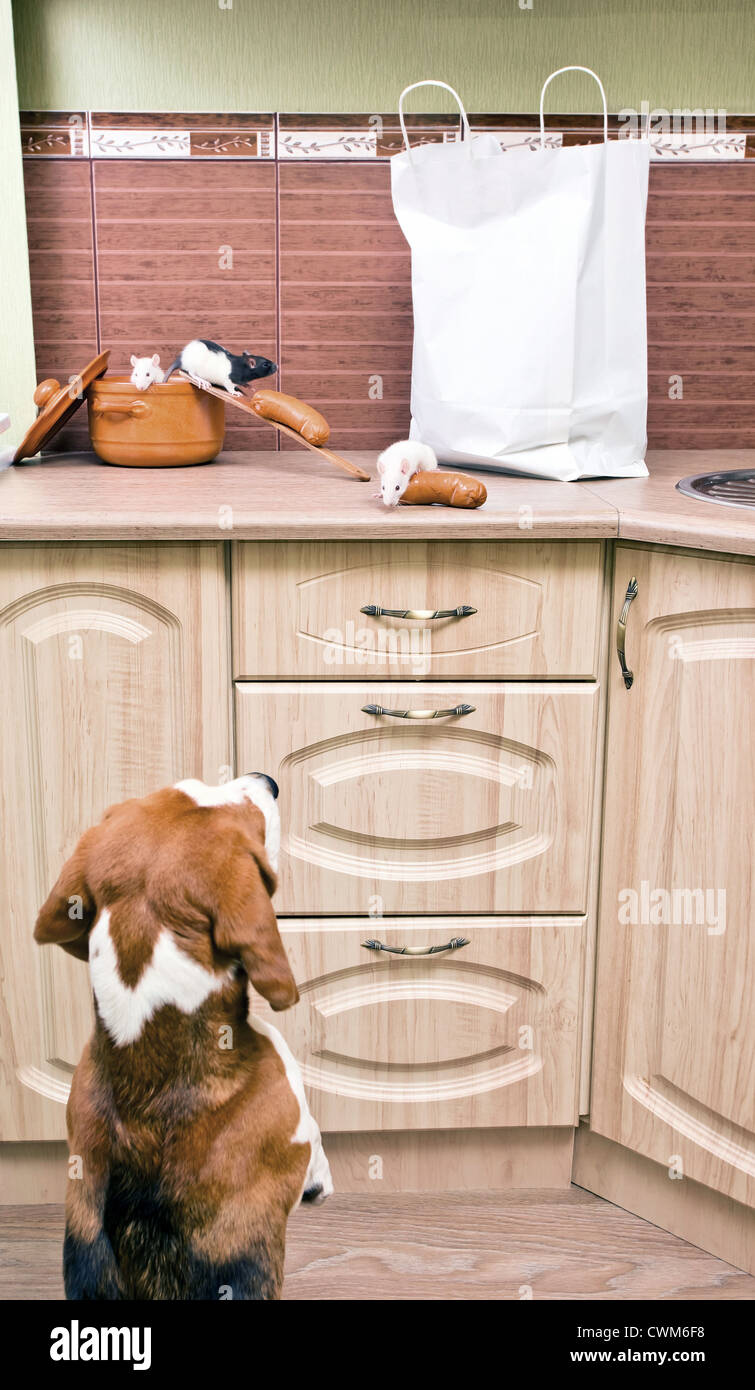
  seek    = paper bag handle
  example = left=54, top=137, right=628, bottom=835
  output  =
left=398, top=81, right=472, bottom=164
left=539, top=66, right=608, bottom=146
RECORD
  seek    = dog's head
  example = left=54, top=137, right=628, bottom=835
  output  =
left=33, top=773, right=298, bottom=1013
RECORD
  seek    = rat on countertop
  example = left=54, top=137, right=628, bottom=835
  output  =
left=163, top=340, right=277, bottom=396
left=376, top=439, right=438, bottom=506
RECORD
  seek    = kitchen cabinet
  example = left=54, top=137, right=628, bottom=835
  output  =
left=232, top=540, right=603, bottom=679
left=235, top=681, right=599, bottom=915
left=0, top=452, right=750, bottom=1268
left=589, top=544, right=755, bottom=1208
left=246, top=915, right=586, bottom=1132
left=0, top=543, right=231, bottom=1141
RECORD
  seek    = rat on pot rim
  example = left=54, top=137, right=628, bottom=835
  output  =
left=164, top=340, right=277, bottom=396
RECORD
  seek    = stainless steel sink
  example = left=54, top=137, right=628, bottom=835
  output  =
left=676, top=468, right=755, bottom=509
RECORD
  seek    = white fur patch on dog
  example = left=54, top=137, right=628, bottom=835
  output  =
left=89, top=908, right=233, bottom=1047
left=175, top=775, right=280, bottom=872
left=251, top=1016, right=334, bottom=1205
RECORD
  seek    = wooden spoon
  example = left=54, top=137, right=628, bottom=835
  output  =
left=175, top=373, right=371, bottom=482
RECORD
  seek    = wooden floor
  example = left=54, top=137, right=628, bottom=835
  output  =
left=2, top=1188, right=753, bottom=1300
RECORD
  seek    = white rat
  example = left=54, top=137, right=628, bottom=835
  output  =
left=376, top=440, right=438, bottom=507
left=130, top=354, right=165, bottom=390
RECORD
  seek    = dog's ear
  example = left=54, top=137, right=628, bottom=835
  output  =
left=213, top=835, right=298, bottom=1011
left=34, top=831, right=97, bottom=961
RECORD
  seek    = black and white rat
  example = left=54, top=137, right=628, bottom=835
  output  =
left=163, top=340, right=277, bottom=396
left=376, top=440, right=438, bottom=506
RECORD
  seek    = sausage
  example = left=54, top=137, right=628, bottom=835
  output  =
left=251, top=389, right=330, bottom=445
left=400, top=469, right=487, bottom=508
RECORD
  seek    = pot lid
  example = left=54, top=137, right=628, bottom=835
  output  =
left=13, top=349, right=110, bottom=462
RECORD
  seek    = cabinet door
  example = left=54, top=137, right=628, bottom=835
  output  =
left=232, top=540, right=603, bottom=679
left=236, top=681, right=598, bottom=915
left=250, top=916, right=586, bottom=1131
left=0, top=544, right=230, bottom=1141
left=591, top=546, right=755, bottom=1207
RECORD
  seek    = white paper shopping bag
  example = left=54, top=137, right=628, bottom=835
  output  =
left=391, top=74, right=650, bottom=481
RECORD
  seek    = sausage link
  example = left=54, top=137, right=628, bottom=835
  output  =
left=401, top=469, right=487, bottom=508
left=251, top=390, right=330, bottom=445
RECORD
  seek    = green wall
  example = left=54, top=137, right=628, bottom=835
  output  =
left=1, top=0, right=36, bottom=454
left=12, top=0, right=755, bottom=114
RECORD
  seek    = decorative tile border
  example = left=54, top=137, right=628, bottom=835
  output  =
left=277, top=126, right=565, bottom=157
left=19, top=112, right=755, bottom=161
left=88, top=128, right=273, bottom=158
left=91, top=129, right=191, bottom=157
left=280, top=112, right=755, bottom=161
left=89, top=112, right=274, bottom=158
left=279, top=128, right=378, bottom=158
left=278, top=112, right=568, bottom=158
left=649, top=132, right=747, bottom=160
left=20, top=111, right=89, bottom=157
left=21, top=112, right=274, bottom=158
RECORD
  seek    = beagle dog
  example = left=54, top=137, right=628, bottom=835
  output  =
left=33, top=774, right=332, bottom=1301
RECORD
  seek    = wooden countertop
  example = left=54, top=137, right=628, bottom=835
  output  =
left=0, top=448, right=753, bottom=555
left=589, top=450, right=755, bottom=557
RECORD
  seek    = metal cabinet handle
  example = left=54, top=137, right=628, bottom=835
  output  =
left=363, top=936, right=470, bottom=956
left=360, top=604, right=476, bottom=620
left=361, top=702, right=475, bottom=719
left=616, top=576, right=639, bottom=689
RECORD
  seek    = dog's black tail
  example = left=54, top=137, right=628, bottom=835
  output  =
left=64, top=1227, right=122, bottom=1300
left=101, top=1164, right=280, bottom=1300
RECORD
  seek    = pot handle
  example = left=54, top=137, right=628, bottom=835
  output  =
left=90, top=399, right=151, bottom=419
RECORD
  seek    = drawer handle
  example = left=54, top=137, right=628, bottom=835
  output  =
left=362, top=936, right=470, bottom=956
left=360, top=604, right=477, bottom=620
left=361, top=702, right=475, bottom=720
left=616, top=576, right=638, bottom=690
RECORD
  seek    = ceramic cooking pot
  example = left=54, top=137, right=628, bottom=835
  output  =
left=87, top=376, right=225, bottom=466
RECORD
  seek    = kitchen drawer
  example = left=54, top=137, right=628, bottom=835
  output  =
left=250, top=916, right=586, bottom=1131
left=232, top=541, right=603, bottom=678
left=236, top=681, right=598, bottom=914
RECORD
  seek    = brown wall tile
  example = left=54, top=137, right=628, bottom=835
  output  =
left=92, top=160, right=270, bottom=190
left=278, top=161, right=411, bottom=451
left=647, top=255, right=755, bottom=282
left=20, top=120, right=755, bottom=459
left=646, top=163, right=755, bottom=449
left=23, top=160, right=97, bottom=450
left=92, top=159, right=278, bottom=449
left=647, top=192, right=755, bottom=222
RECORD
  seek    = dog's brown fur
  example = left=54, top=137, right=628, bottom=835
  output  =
left=34, top=787, right=311, bottom=1300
